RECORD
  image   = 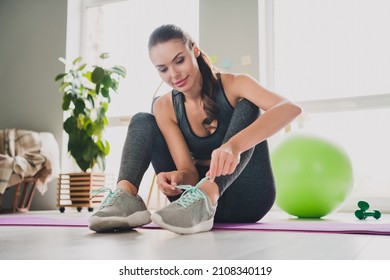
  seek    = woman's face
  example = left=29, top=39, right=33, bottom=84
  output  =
left=149, top=39, right=201, bottom=93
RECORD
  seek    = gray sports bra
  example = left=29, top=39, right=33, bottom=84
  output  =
left=172, top=73, right=234, bottom=160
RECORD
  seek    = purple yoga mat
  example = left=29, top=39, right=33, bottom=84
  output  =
left=1, top=214, right=390, bottom=235
left=213, top=221, right=390, bottom=235
left=143, top=220, right=390, bottom=235
left=0, top=215, right=88, bottom=227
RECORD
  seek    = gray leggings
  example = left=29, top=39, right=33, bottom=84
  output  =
left=118, top=99, right=276, bottom=223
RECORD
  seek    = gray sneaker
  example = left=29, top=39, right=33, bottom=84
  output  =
left=150, top=177, right=217, bottom=235
left=88, top=189, right=151, bottom=232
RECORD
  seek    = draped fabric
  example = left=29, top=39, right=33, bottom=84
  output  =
left=0, top=129, right=59, bottom=194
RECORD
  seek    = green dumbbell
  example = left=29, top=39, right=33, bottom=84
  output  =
left=355, top=201, right=381, bottom=220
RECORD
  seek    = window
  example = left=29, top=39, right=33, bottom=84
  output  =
left=259, top=0, right=390, bottom=211
left=83, top=0, right=199, bottom=117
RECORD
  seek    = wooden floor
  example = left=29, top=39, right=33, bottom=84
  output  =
left=1, top=210, right=390, bottom=260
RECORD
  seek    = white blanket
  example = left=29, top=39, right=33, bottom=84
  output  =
left=0, top=129, right=59, bottom=194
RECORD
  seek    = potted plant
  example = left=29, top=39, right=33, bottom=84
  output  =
left=54, top=53, right=126, bottom=212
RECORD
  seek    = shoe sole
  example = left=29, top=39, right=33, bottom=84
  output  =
left=89, top=210, right=151, bottom=233
left=151, top=212, right=213, bottom=235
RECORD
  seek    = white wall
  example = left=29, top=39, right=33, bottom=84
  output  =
left=199, top=0, right=260, bottom=79
left=0, top=0, right=67, bottom=210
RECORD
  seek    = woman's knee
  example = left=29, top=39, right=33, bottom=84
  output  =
left=234, top=99, right=260, bottom=120
left=130, top=112, right=156, bottom=126
left=128, top=112, right=159, bottom=134
left=225, top=99, right=260, bottom=140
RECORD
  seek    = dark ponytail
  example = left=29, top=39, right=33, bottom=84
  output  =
left=196, top=52, right=220, bottom=128
left=148, top=24, right=220, bottom=128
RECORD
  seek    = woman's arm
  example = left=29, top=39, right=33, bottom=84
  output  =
left=153, top=93, right=199, bottom=191
left=208, top=73, right=302, bottom=181
left=225, top=73, right=301, bottom=153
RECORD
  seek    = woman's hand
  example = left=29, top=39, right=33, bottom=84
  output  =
left=207, top=142, right=241, bottom=182
left=156, top=171, right=183, bottom=196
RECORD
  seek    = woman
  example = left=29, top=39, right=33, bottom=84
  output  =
left=88, top=24, right=301, bottom=234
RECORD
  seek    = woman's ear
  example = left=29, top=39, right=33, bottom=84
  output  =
left=193, top=45, right=201, bottom=57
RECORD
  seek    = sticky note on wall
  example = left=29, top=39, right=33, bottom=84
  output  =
left=241, top=55, right=252, bottom=66
left=210, top=55, right=218, bottom=65
left=221, top=59, right=232, bottom=69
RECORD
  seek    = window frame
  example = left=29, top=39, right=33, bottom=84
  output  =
left=258, top=0, right=390, bottom=212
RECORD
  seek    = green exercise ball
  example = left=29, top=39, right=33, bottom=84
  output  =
left=271, top=134, right=353, bottom=218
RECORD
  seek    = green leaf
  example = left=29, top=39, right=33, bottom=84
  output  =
left=75, top=156, right=90, bottom=172
left=91, top=67, right=105, bottom=83
left=84, top=71, right=92, bottom=82
left=87, top=94, right=95, bottom=107
left=102, top=75, right=112, bottom=88
left=63, top=116, right=76, bottom=133
left=92, top=120, right=104, bottom=136
left=104, top=140, right=110, bottom=155
left=95, top=83, right=100, bottom=95
left=54, top=73, right=67, bottom=82
left=96, top=139, right=110, bottom=156
left=76, top=114, right=85, bottom=129
left=111, top=79, right=118, bottom=92
left=100, top=53, right=110, bottom=59
left=97, top=104, right=108, bottom=121
left=77, top=63, right=87, bottom=71
left=59, top=82, right=70, bottom=93
left=83, top=141, right=98, bottom=161
left=72, top=56, right=83, bottom=65
left=110, top=66, right=126, bottom=77
left=74, top=98, right=86, bottom=115
left=62, top=93, right=72, bottom=110
left=100, top=102, right=108, bottom=112
left=96, top=155, right=106, bottom=172
left=82, top=116, right=92, bottom=129
left=101, top=87, right=109, bottom=98
left=96, top=139, right=104, bottom=151
left=85, top=122, right=94, bottom=137
left=58, top=57, right=67, bottom=64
